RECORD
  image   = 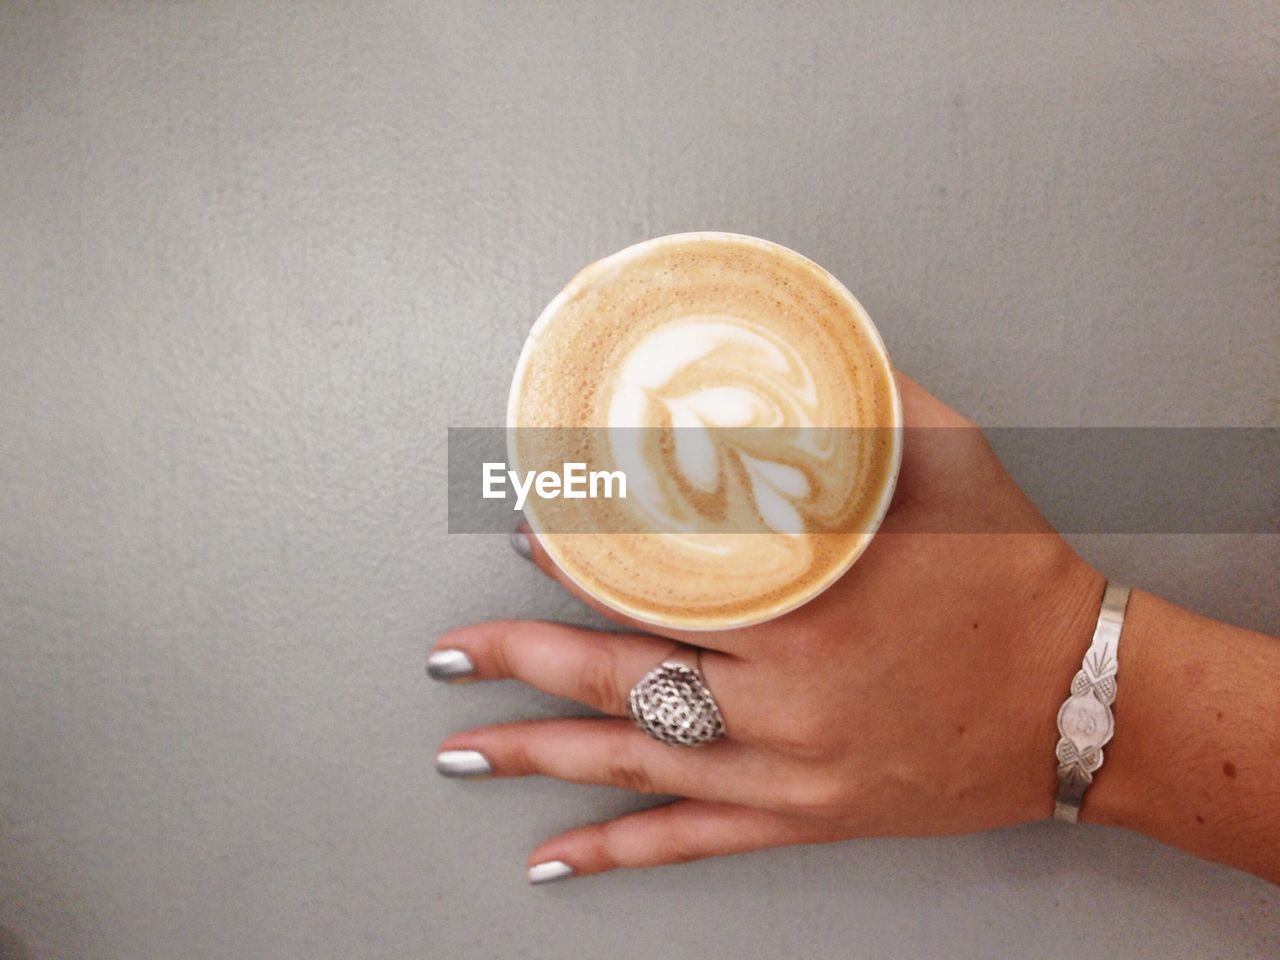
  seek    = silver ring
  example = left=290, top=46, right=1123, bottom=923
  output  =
left=627, top=659, right=726, bottom=747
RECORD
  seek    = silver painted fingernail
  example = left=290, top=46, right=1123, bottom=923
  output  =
left=426, top=649, right=475, bottom=682
left=510, top=528, right=533, bottom=561
left=527, top=860, right=574, bottom=885
left=436, top=750, right=492, bottom=778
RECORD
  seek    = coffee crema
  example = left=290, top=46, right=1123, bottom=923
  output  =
left=508, top=233, right=901, bottom=630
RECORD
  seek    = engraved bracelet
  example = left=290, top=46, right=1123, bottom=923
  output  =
left=1053, top=582, right=1132, bottom=823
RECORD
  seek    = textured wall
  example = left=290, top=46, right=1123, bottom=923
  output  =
left=1, top=3, right=1277, bottom=959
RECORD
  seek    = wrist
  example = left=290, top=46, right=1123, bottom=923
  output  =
left=1098, top=594, right=1280, bottom=881
left=1008, top=546, right=1107, bottom=823
left=1071, top=589, right=1163, bottom=829
left=1026, top=584, right=1174, bottom=833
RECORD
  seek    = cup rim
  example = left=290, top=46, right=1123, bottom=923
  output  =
left=506, top=231, right=904, bottom=631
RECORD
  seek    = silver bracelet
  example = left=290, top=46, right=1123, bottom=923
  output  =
left=1053, top=582, right=1132, bottom=823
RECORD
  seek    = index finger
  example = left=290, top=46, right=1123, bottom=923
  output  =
left=513, top=523, right=759, bottom=656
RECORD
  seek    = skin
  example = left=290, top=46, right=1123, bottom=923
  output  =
left=432, top=372, right=1280, bottom=884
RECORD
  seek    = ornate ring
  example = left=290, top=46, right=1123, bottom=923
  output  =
left=627, top=659, right=726, bottom=747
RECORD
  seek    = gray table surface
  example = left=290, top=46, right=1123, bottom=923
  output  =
left=2, top=3, right=1277, bottom=959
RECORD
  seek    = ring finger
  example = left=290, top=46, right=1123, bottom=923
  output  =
left=435, top=716, right=793, bottom=808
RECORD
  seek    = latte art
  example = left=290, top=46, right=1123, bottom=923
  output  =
left=509, top=233, right=901, bottom=630
left=608, top=314, right=852, bottom=540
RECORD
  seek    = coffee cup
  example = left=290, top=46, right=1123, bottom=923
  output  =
left=507, top=232, right=902, bottom=630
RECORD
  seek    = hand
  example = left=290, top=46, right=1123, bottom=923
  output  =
left=430, top=372, right=1106, bottom=881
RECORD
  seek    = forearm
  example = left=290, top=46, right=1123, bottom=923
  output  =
left=1082, top=589, right=1280, bottom=882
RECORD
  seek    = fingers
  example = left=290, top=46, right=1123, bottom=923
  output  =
left=511, top=523, right=650, bottom=630
left=882, top=366, right=1006, bottom=530
left=436, top=717, right=790, bottom=808
left=526, top=799, right=831, bottom=882
left=891, top=367, right=971, bottom=429
left=512, top=522, right=750, bottom=654
left=429, top=619, right=685, bottom=716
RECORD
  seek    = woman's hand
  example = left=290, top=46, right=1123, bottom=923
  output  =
left=429, top=372, right=1107, bottom=880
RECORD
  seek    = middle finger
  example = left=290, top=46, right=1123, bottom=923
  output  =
left=429, top=619, right=747, bottom=723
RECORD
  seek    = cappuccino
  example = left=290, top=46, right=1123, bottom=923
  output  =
left=508, top=233, right=901, bottom=630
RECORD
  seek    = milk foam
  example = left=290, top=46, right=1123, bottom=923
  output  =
left=508, top=233, right=901, bottom=630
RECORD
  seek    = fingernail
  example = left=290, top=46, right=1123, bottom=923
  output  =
left=426, top=649, right=475, bottom=682
left=435, top=750, right=492, bottom=778
left=527, top=860, right=574, bottom=885
left=510, top=527, right=532, bottom=561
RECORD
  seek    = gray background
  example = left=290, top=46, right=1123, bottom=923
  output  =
left=1, top=2, right=1277, bottom=958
